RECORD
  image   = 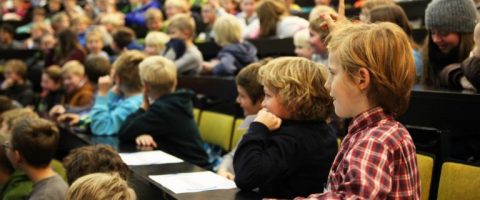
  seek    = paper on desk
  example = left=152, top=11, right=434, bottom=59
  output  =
left=148, top=171, right=237, bottom=193
left=119, top=150, right=183, bottom=165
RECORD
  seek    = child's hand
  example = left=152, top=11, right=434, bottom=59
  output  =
left=57, top=113, right=81, bottom=126
left=217, top=169, right=235, bottom=180
left=201, top=61, right=216, bottom=74
left=98, top=75, right=114, bottom=96
left=254, top=109, right=282, bottom=131
left=1, top=78, right=14, bottom=90
left=49, top=105, right=66, bottom=117
left=136, top=134, right=158, bottom=148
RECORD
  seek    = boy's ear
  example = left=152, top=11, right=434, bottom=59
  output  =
left=12, top=150, right=23, bottom=165
left=356, top=67, right=371, bottom=91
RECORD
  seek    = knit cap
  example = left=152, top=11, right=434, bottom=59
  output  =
left=425, top=0, right=478, bottom=33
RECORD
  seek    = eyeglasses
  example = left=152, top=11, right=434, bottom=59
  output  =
left=2, top=142, right=12, bottom=150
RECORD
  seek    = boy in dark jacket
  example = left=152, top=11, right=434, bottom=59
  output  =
left=0, top=59, right=36, bottom=107
left=118, top=56, right=210, bottom=169
left=233, top=57, right=337, bottom=198
left=202, top=15, right=258, bottom=76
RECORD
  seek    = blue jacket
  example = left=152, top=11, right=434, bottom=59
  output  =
left=125, top=0, right=161, bottom=27
left=90, top=91, right=143, bottom=136
left=213, top=42, right=258, bottom=76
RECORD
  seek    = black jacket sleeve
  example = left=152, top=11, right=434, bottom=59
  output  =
left=233, top=122, right=298, bottom=190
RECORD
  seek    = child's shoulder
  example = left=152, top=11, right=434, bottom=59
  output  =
left=359, top=119, right=412, bottom=150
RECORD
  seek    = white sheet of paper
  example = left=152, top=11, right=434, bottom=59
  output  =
left=239, top=115, right=256, bottom=129
left=119, top=150, right=183, bottom=166
left=148, top=171, right=237, bottom=193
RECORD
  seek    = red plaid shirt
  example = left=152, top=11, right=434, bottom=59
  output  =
left=297, top=107, right=420, bottom=200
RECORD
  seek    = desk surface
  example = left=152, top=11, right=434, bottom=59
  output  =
left=73, top=134, right=262, bottom=200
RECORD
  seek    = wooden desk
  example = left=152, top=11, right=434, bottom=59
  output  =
left=72, top=133, right=261, bottom=200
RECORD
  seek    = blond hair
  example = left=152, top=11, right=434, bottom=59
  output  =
left=293, top=29, right=310, bottom=48
left=62, top=60, right=85, bottom=76
left=164, top=0, right=190, bottom=13
left=145, top=8, right=164, bottom=22
left=66, top=173, right=136, bottom=200
left=4, top=59, right=27, bottom=78
left=259, top=57, right=332, bottom=120
left=139, top=56, right=177, bottom=96
left=327, top=22, right=415, bottom=117
left=113, top=50, right=145, bottom=93
left=309, top=5, right=336, bottom=21
left=100, top=13, right=125, bottom=27
left=86, top=30, right=103, bottom=42
left=168, top=14, right=196, bottom=38
left=213, top=14, right=243, bottom=46
left=71, top=15, right=91, bottom=26
left=145, top=31, right=170, bottom=51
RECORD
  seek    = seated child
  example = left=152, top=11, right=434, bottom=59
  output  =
left=233, top=57, right=338, bottom=198
left=65, top=173, right=136, bottom=200
left=0, top=137, right=32, bottom=200
left=63, top=145, right=129, bottom=185
left=37, top=66, right=64, bottom=118
left=84, top=55, right=111, bottom=89
left=451, top=22, right=480, bottom=92
left=294, top=29, right=315, bottom=60
left=217, top=60, right=267, bottom=180
left=202, top=14, right=258, bottom=76
left=297, top=21, right=420, bottom=199
left=118, top=56, right=210, bottom=169
left=144, top=31, right=170, bottom=56
left=145, top=8, right=164, bottom=32
left=309, top=11, right=336, bottom=66
left=5, top=118, right=68, bottom=200
left=71, top=15, right=91, bottom=47
left=1, top=59, right=36, bottom=107
left=165, top=14, right=203, bottom=75
left=86, top=30, right=109, bottom=60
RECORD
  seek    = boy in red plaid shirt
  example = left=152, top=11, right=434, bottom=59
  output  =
left=297, top=18, right=421, bottom=199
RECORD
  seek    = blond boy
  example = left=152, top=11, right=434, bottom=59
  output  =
left=86, top=31, right=109, bottom=60
left=144, top=31, right=170, bottom=56
left=118, top=56, right=210, bottom=169
left=66, top=173, right=136, bottom=200
left=294, top=29, right=315, bottom=60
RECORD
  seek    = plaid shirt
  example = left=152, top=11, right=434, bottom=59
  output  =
left=296, top=107, right=420, bottom=200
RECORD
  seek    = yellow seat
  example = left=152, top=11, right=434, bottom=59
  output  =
left=230, top=119, right=247, bottom=150
left=50, top=159, right=67, bottom=182
left=416, top=153, right=434, bottom=200
left=437, top=161, right=480, bottom=200
left=198, top=111, right=235, bottom=151
left=193, top=108, right=201, bottom=124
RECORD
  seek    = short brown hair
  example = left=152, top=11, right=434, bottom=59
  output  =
left=5, top=59, right=27, bottom=78
left=44, top=65, right=63, bottom=83
left=85, top=56, right=111, bottom=84
left=10, top=118, right=59, bottom=168
left=1, top=108, right=39, bottom=132
left=63, top=145, right=130, bottom=185
left=235, top=59, right=270, bottom=104
left=66, top=173, right=136, bottom=200
left=113, top=27, right=136, bottom=49
left=112, top=50, right=145, bottom=93
left=327, top=22, right=416, bottom=117
left=259, top=57, right=332, bottom=120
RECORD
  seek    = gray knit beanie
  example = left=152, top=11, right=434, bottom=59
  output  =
left=425, top=0, right=478, bottom=33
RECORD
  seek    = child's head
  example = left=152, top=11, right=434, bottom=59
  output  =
left=72, top=15, right=91, bottom=35
left=0, top=108, right=38, bottom=137
left=48, top=0, right=62, bottom=12
left=63, top=145, right=129, bottom=185
left=138, top=56, right=177, bottom=99
left=51, top=12, right=70, bottom=33
left=221, top=0, right=239, bottom=14
left=33, top=7, right=47, bottom=23
left=3, top=59, right=27, bottom=83
left=164, top=0, right=189, bottom=19
left=65, top=173, right=136, bottom=200
left=6, top=118, right=59, bottom=169
left=326, top=22, right=416, bottom=118
left=359, top=0, right=394, bottom=22
left=112, top=50, right=146, bottom=94
left=100, top=14, right=125, bottom=34
left=167, top=14, right=196, bottom=41
left=309, top=16, right=331, bottom=55
left=42, top=65, right=63, bottom=92
left=40, top=34, right=56, bottom=54
left=240, top=0, right=259, bottom=17
left=85, top=56, right=111, bottom=85
left=144, top=31, right=170, bottom=56
left=86, top=31, right=105, bottom=54
left=294, top=29, right=314, bottom=59
left=369, top=4, right=412, bottom=37
left=0, top=24, right=15, bottom=44
left=235, top=59, right=269, bottom=116
left=256, top=0, right=287, bottom=38
left=145, top=8, right=164, bottom=32
left=112, top=27, right=136, bottom=53
left=62, top=60, right=86, bottom=93
left=258, top=57, right=332, bottom=120
left=212, top=14, right=243, bottom=47
left=201, top=3, right=217, bottom=25
left=31, top=23, right=52, bottom=40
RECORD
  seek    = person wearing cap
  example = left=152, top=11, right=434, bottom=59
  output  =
left=422, top=0, right=479, bottom=89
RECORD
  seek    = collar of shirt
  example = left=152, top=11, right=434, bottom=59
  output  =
left=347, top=107, right=391, bottom=135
